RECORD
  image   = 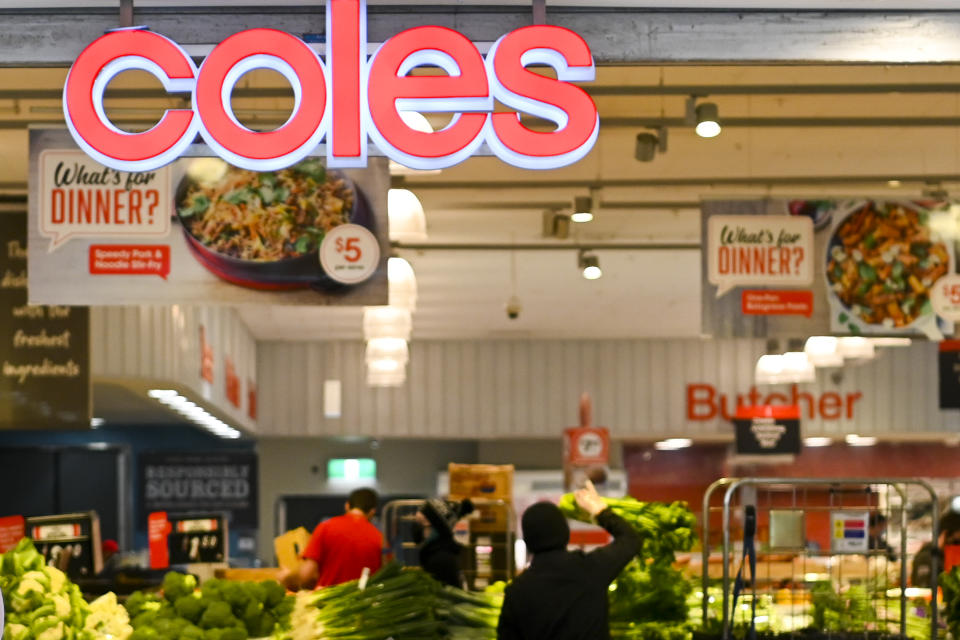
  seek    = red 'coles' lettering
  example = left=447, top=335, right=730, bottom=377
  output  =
left=62, top=0, right=599, bottom=173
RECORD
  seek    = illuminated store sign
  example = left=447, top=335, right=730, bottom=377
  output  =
left=63, top=0, right=599, bottom=173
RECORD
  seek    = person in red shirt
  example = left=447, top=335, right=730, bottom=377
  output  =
left=297, top=488, right=383, bottom=589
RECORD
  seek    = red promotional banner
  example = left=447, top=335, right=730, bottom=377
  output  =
left=741, top=289, right=813, bottom=317
left=89, top=244, right=171, bottom=279
left=148, top=511, right=171, bottom=570
left=225, top=357, right=240, bottom=408
left=0, top=515, right=25, bottom=552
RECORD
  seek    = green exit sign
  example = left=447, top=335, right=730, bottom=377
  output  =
left=328, top=458, right=377, bottom=481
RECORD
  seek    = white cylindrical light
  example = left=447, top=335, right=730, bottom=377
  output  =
left=366, top=337, right=409, bottom=366
left=838, top=337, right=876, bottom=361
left=388, top=256, right=418, bottom=311
left=782, top=351, right=817, bottom=383
left=804, top=336, right=843, bottom=367
left=755, top=354, right=786, bottom=385
left=363, top=306, right=412, bottom=341
left=695, top=102, right=721, bottom=138
left=388, top=189, right=427, bottom=242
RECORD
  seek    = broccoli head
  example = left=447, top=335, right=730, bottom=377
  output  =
left=200, top=578, right=224, bottom=601
left=260, top=580, right=286, bottom=608
left=181, top=624, right=206, bottom=640
left=125, top=591, right=163, bottom=618
left=199, top=600, right=240, bottom=630
left=175, top=593, right=206, bottom=623
left=162, top=571, right=198, bottom=603
left=132, top=609, right=160, bottom=629
left=130, top=626, right=161, bottom=640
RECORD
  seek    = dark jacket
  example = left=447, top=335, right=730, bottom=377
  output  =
left=497, top=509, right=641, bottom=640
left=420, top=533, right=464, bottom=588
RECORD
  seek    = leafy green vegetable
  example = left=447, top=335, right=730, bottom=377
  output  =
left=858, top=262, right=877, bottom=284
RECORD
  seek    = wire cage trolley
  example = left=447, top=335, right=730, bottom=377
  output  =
left=701, top=477, right=940, bottom=640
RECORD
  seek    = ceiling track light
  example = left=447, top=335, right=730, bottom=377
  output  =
left=687, top=96, right=721, bottom=138
left=578, top=249, right=602, bottom=280
left=571, top=187, right=600, bottom=223
left=542, top=209, right=571, bottom=239
left=635, top=126, right=668, bottom=162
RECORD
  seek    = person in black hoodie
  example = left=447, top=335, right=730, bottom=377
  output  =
left=497, top=480, right=642, bottom=640
left=415, top=497, right=474, bottom=587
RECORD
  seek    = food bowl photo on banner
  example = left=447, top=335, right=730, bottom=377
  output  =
left=174, top=157, right=374, bottom=291
left=822, top=199, right=956, bottom=339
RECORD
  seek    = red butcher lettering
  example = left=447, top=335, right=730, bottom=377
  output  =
left=686, top=383, right=863, bottom=421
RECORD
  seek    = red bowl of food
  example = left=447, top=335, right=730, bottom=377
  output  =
left=175, top=158, right=372, bottom=290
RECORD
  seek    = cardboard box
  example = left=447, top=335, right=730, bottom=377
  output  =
left=448, top=463, right=514, bottom=502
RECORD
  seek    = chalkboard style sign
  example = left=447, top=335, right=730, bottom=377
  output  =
left=0, top=212, right=89, bottom=429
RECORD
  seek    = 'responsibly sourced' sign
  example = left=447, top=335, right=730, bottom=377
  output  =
left=702, top=199, right=958, bottom=339
left=0, top=211, right=90, bottom=430
left=62, top=0, right=599, bottom=174
left=28, top=129, right=389, bottom=306
left=139, top=451, right=258, bottom=529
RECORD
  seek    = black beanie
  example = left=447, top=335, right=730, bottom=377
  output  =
left=522, top=502, right=570, bottom=553
left=421, top=498, right=474, bottom=534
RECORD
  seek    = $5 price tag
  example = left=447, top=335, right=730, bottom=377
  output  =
left=932, top=274, right=960, bottom=322
left=320, top=224, right=380, bottom=285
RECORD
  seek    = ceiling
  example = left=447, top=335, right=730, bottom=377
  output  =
left=4, top=64, right=960, bottom=340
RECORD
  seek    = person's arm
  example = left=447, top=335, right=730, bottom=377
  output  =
left=297, top=558, right=320, bottom=590
left=297, top=524, right=325, bottom=590
left=576, top=481, right=642, bottom=584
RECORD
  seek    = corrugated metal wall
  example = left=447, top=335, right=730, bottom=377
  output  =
left=258, top=339, right=960, bottom=439
left=90, top=305, right=257, bottom=432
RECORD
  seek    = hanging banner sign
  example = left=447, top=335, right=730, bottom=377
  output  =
left=28, top=129, right=390, bottom=306
left=702, top=199, right=958, bottom=339
left=61, top=0, right=599, bottom=173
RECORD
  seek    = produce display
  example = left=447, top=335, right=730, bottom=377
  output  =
left=1, top=538, right=132, bottom=640
left=558, top=495, right=698, bottom=640
left=284, top=562, right=505, bottom=640
left=941, top=567, right=960, bottom=640
left=124, top=572, right=294, bottom=640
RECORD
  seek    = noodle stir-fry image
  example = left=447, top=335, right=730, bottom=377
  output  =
left=826, top=201, right=949, bottom=329
left=177, top=159, right=353, bottom=262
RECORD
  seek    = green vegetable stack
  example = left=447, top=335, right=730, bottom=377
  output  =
left=284, top=563, right=445, bottom=640
left=0, top=537, right=130, bottom=640
left=558, top=495, right=697, bottom=640
left=124, top=571, right=294, bottom=640
left=436, top=584, right=503, bottom=639
left=941, top=567, right=960, bottom=640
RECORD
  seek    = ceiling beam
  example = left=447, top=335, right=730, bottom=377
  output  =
left=3, top=8, right=960, bottom=65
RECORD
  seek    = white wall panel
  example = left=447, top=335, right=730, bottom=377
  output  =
left=91, top=305, right=258, bottom=432
left=257, top=338, right=960, bottom=439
